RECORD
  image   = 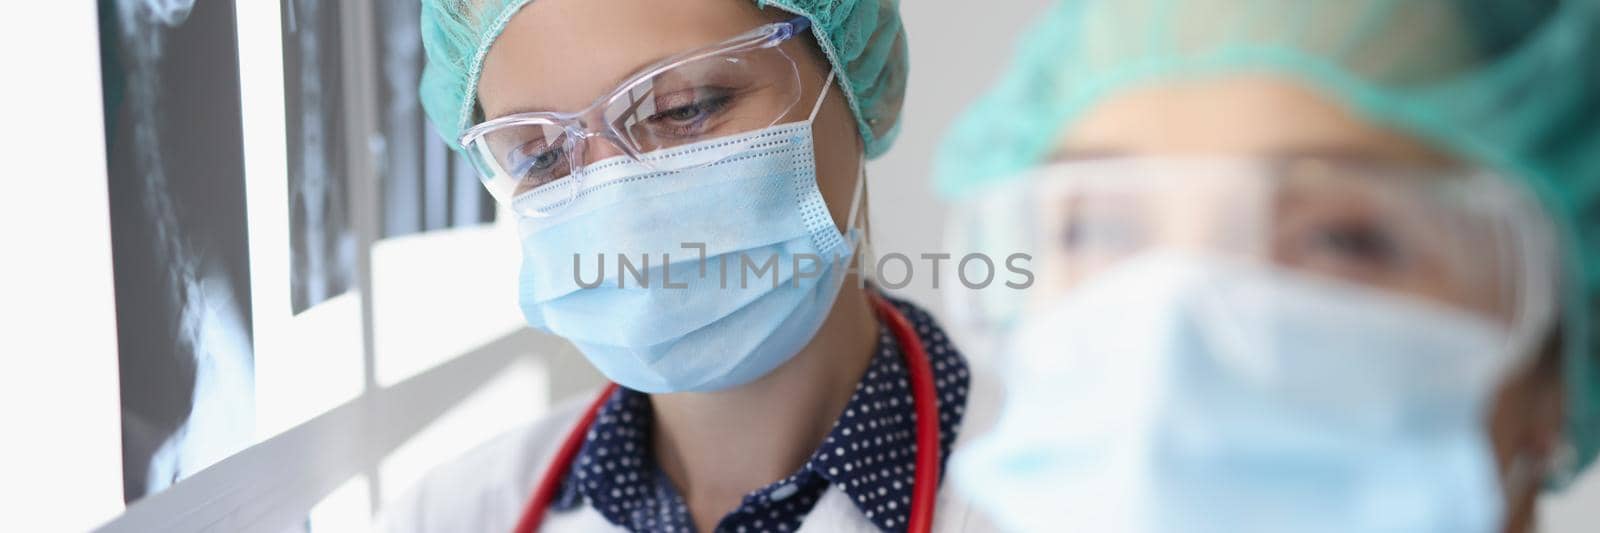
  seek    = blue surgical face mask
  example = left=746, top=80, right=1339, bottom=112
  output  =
left=954, top=253, right=1520, bottom=533
left=514, top=77, right=864, bottom=393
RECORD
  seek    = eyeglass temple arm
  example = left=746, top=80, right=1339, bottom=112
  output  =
left=778, top=16, right=811, bottom=40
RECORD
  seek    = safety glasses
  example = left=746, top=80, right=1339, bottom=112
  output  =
left=946, top=157, right=1559, bottom=351
left=459, top=16, right=813, bottom=218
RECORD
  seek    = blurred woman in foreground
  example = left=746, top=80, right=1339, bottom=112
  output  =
left=936, top=1, right=1600, bottom=531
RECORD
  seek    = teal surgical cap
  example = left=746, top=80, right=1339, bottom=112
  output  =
left=936, top=0, right=1600, bottom=485
left=419, top=0, right=908, bottom=158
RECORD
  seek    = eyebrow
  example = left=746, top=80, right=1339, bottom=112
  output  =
left=1271, top=146, right=1465, bottom=171
left=1045, top=145, right=1460, bottom=168
left=1046, top=147, right=1129, bottom=162
left=485, top=37, right=729, bottom=121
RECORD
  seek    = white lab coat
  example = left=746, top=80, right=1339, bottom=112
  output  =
left=379, top=369, right=1004, bottom=532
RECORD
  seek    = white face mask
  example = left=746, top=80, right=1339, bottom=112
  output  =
left=514, top=73, right=867, bottom=394
left=954, top=252, right=1517, bottom=533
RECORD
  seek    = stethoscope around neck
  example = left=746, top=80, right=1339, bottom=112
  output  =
left=512, top=291, right=943, bottom=533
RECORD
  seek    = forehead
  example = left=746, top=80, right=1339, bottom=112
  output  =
left=476, top=0, right=772, bottom=119
left=1056, top=76, right=1461, bottom=167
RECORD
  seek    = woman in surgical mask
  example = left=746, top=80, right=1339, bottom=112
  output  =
left=382, top=1, right=998, bottom=532
left=936, top=1, right=1599, bottom=532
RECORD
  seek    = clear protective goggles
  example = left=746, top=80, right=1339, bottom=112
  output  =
left=947, top=157, right=1560, bottom=353
left=459, top=16, right=814, bottom=218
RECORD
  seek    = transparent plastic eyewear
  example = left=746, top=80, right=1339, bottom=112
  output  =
left=459, top=16, right=813, bottom=217
left=945, top=157, right=1559, bottom=355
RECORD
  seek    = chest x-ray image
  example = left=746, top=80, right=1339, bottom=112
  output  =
left=99, top=0, right=256, bottom=503
left=373, top=0, right=497, bottom=239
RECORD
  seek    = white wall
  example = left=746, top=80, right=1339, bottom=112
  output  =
left=865, top=0, right=1054, bottom=320
left=1544, top=467, right=1600, bottom=530
left=0, top=3, right=126, bottom=530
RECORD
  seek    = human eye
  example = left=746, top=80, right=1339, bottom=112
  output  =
left=1276, top=203, right=1412, bottom=282
left=506, top=141, right=569, bottom=193
left=1301, top=217, right=1402, bottom=269
left=645, top=87, right=736, bottom=138
left=1058, top=197, right=1147, bottom=256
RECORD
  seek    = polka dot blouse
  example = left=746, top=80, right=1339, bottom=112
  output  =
left=550, top=296, right=970, bottom=533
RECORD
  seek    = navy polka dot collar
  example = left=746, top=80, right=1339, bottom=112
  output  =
left=551, top=296, right=970, bottom=533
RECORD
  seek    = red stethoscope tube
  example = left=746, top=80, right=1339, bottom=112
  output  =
left=513, top=292, right=941, bottom=533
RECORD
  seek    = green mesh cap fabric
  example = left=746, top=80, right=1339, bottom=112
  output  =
left=418, top=0, right=908, bottom=158
left=935, top=0, right=1600, bottom=485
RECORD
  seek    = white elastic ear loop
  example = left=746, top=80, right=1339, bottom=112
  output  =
left=1504, top=449, right=1549, bottom=503
left=809, top=69, right=869, bottom=283
left=846, top=155, right=873, bottom=286
left=808, top=70, right=837, bottom=123
left=846, top=155, right=867, bottom=236
left=810, top=69, right=856, bottom=235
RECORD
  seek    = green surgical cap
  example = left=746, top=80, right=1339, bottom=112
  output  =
left=418, top=0, right=908, bottom=158
left=936, top=0, right=1600, bottom=485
